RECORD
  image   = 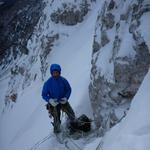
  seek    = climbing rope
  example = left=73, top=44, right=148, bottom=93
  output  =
left=29, top=134, right=53, bottom=150
left=63, top=130, right=83, bottom=150
left=95, top=139, right=103, bottom=150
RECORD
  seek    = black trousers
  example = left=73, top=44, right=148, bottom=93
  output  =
left=46, top=102, right=75, bottom=132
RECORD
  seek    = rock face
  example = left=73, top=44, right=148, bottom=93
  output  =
left=0, top=0, right=44, bottom=66
left=50, top=0, right=90, bottom=25
left=89, top=0, right=150, bottom=132
left=0, top=0, right=44, bottom=108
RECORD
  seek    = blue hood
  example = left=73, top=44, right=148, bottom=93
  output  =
left=50, top=64, right=61, bottom=74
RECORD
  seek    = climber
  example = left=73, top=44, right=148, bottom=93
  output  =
left=42, top=64, right=75, bottom=133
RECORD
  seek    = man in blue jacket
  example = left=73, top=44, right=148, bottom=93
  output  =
left=42, top=64, right=75, bottom=133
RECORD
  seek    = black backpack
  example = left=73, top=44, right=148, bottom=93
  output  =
left=69, top=114, right=91, bottom=133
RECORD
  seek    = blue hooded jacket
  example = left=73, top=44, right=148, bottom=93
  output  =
left=42, top=64, right=71, bottom=102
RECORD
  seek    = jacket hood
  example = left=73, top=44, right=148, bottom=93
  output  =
left=50, top=64, right=61, bottom=74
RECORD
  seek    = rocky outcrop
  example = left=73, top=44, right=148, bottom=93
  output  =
left=89, top=0, right=150, bottom=133
left=0, top=0, right=44, bottom=68
left=50, top=0, right=90, bottom=25
left=0, top=0, right=45, bottom=109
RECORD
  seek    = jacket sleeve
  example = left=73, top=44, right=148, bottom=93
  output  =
left=64, top=78, right=72, bottom=100
left=42, top=81, right=51, bottom=102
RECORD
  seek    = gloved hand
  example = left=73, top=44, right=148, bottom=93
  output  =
left=60, top=97, right=67, bottom=104
left=49, top=98, right=58, bottom=107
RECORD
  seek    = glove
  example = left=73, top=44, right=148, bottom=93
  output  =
left=49, top=98, right=58, bottom=107
left=60, top=97, right=67, bottom=104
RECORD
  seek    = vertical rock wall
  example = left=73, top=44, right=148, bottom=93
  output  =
left=89, top=0, right=150, bottom=133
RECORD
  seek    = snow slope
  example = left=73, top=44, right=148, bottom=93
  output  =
left=0, top=2, right=100, bottom=150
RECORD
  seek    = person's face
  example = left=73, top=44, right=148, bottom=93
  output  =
left=52, top=70, right=60, bottom=77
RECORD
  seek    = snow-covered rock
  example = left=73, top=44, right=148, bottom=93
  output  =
left=87, top=68, right=150, bottom=150
left=89, top=0, right=150, bottom=131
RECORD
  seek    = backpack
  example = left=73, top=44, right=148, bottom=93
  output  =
left=69, top=114, right=91, bottom=133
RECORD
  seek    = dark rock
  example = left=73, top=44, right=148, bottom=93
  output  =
left=5, top=92, right=17, bottom=103
left=10, top=93, right=17, bottom=102
left=101, top=30, right=110, bottom=47
left=120, top=14, right=128, bottom=20
left=118, top=91, right=135, bottom=99
left=0, top=0, right=17, bottom=10
left=102, top=13, right=115, bottom=29
left=50, top=1, right=89, bottom=25
left=108, top=0, right=115, bottom=11
left=93, top=40, right=100, bottom=53
left=0, top=0, right=44, bottom=66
